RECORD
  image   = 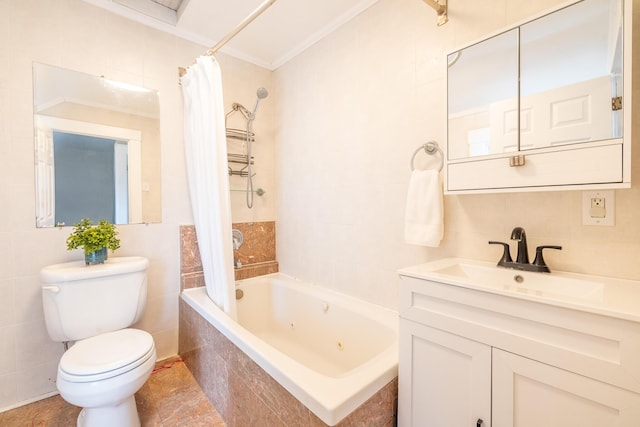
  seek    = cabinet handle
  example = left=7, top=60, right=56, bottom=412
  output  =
left=476, top=419, right=484, bottom=427
left=509, top=155, right=525, bottom=167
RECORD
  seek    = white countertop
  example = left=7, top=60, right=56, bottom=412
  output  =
left=399, top=258, right=640, bottom=323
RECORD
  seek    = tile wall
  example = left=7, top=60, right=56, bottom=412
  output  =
left=273, top=0, right=640, bottom=311
left=180, top=222, right=278, bottom=288
left=0, top=0, right=275, bottom=411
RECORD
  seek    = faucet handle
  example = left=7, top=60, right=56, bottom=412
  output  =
left=488, top=241, right=513, bottom=266
left=532, top=245, right=562, bottom=271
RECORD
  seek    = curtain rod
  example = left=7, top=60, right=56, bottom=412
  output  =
left=423, top=0, right=448, bottom=26
left=179, top=0, right=278, bottom=78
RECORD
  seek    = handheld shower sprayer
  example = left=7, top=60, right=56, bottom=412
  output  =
left=252, top=87, right=269, bottom=116
left=226, top=87, right=268, bottom=209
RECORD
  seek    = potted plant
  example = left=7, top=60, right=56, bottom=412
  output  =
left=66, top=218, right=121, bottom=265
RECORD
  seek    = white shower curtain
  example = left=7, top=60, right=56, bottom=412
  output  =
left=180, top=56, right=237, bottom=320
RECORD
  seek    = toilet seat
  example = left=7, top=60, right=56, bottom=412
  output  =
left=59, top=329, right=155, bottom=383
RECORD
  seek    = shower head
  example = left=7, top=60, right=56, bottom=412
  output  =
left=256, top=87, right=268, bottom=99
left=252, top=87, right=269, bottom=115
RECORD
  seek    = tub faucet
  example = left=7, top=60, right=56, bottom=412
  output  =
left=510, top=227, right=529, bottom=265
left=488, top=227, right=562, bottom=273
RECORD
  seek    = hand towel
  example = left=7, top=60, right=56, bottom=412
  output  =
left=404, top=169, right=443, bottom=247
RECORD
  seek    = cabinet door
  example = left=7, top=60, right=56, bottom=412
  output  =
left=399, top=319, right=491, bottom=427
left=493, top=349, right=640, bottom=427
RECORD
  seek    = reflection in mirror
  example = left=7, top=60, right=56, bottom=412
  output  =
left=447, top=30, right=518, bottom=159
left=33, top=63, right=162, bottom=227
left=520, top=0, right=623, bottom=150
left=447, top=0, right=623, bottom=160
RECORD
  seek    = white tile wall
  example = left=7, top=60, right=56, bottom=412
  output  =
left=0, top=0, right=274, bottom=411
left=3, top=0, right=639, bottom=414
left=274, top=0, right=640, bottom=310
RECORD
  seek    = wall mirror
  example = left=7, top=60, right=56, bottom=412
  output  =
left=33, top=63, right=162, bottom=227
left=447, top=0, right=624, bottom=160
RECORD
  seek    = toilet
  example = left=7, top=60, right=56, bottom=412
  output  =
left=41, top=256, right=156, bottom=427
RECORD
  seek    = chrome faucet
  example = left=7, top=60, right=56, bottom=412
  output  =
left=489, top=227, right=562, bottom=273
left=232, top=229, right=243, bottom=269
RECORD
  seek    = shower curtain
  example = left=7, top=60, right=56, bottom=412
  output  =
left=180, top=56, right=237, bottom=320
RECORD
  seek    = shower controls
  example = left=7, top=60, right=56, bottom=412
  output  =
left=232, top=228, right=244, bottom=269
left=232, top=229, right=244, bottom=249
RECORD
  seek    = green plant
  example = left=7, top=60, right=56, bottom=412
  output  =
left=66, top=218, right=121, bottom=254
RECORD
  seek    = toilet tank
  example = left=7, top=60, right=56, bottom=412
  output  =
left=41, top=256, right=149, bottom=342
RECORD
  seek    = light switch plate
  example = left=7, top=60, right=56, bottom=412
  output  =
left=582, top=190, right=615, bottom=226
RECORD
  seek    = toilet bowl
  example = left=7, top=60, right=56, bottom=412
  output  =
left=56, top=329, right=156, bottom=427
left=41, top=257, right=154, bottom=427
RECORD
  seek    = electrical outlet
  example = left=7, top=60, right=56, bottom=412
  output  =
left=590, top=197, right=606, bottom=218
left=583, top=191, right=615, bottom=226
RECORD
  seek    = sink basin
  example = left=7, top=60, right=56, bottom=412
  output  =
left=399, top=258, right=607, bottom=302
left=399, top=258, right=640, bottom=322
left=432, top=261, right=604, bottom=301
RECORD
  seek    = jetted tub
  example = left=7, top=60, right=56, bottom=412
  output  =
left=180, top=273, right=399, bottom=425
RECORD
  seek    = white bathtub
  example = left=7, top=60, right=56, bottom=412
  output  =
left=181, top=273, right=399, bottom=425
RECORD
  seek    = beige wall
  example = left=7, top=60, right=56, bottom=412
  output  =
left=2, top=0, right=638, bottom=414
left=220, top=57, right=277, bottom=223
left=273, top=0, right=640, bottom=308
left=0, top=0, right=274, bottom=411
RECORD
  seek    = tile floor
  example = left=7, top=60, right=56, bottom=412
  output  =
left=0, top=357, right=226, bottom=427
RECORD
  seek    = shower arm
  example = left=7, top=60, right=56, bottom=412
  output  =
left=422, top=0, right=448, bottom=26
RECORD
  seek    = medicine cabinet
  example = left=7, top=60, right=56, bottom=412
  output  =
left=446, top=0, right=632, bottom=193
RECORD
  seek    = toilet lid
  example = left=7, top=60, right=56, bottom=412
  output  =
left=59, top=329, right=155, bottom=382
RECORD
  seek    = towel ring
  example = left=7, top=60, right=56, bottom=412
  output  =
left=411, top=141, right=443, bottom=172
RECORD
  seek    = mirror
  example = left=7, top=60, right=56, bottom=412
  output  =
left=33, top=63, right=162, bottom=227
left=447, top=29, right=519, bottom=159
left=447, top=0, right=623, bottom=160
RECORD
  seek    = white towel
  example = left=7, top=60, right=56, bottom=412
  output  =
left=404, top=169, right=443, bottom=247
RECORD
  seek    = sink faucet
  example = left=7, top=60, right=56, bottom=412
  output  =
left=510, top=226, right=529, bottom=265
left=489, top=227, right=562, bottom=273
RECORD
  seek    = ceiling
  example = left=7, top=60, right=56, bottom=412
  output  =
left=82, top=0, right=380, bottom=70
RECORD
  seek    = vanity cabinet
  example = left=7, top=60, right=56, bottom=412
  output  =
left=398, top=273, right=640, bottom=427
left=445, top=0, right=633, bottom=193
left=492, top=349, right=640, bottom=426
left=399, top=320, right=491, bottom=426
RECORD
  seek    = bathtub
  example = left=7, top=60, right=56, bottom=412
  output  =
left=180, top=273, right=398, bottom=426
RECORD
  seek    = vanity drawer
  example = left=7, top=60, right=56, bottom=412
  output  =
left=399, top=275, right=640, bottom=393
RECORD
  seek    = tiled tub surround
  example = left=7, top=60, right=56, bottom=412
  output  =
left=179, top=274, right=399, bottom=426
left=180, top=222, right=278, bottom=288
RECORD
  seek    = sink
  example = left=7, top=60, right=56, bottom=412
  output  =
left=403, top=259, right=605, bottom=301
left=399, top=258, right=640, bottom=323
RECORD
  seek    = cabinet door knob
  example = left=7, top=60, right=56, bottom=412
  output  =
left=477, top=419, right=484, bottom=427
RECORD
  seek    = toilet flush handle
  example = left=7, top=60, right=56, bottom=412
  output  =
left=42, top=285, right=60, bottom=293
